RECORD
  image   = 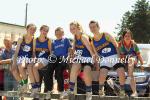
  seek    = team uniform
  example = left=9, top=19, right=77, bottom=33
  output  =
left=35, top=38, right=50, bottom=66
left=17, top=37, right=33, bottom=65
left=49, top=38, right=71, bottom=92
left=118, top=41, right=140, bottom=66
left=92, top=33, right=124, bottom=70
left=74, top=35, right=93, bottom=67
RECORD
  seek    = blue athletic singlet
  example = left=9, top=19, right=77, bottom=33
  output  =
left=18, top=37, right=33, bottom=58
left=75, top=36, right=91, bottom=57
left=35, top=38, right=50, bottom=59
left=52, top=38, right=72, bottom=57
left=93, top=33, right=117, bottom=57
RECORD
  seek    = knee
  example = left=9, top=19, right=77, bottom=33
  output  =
left=84, top=66, right=91, bottom=73
left=127, top=76, right=134, bottom=81
left=100, top=69, right=107, bottom=77
left=12, top=69, right=18, bottom=75
left=18, top=66, right=23, bottom=72
left=128, top=74, right=134, bottom=78
left=33, top=64, right=39, bottom=70
left=11, top=66, right=16, bottom=73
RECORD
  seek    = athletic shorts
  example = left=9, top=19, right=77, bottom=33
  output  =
left=73, top=56, right=93, bottom=68
left=37, top=58, right=49, bottom=67
left=100, top=54, right=125, bottom=70
left=17, top=56, right=32, bottom=65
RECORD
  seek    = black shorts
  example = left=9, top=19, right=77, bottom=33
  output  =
left=100, top=63, right=125, bottom=70
left=81, top=63, right=93, bottom=68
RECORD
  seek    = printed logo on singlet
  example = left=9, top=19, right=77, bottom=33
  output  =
left=38, top=51, right=46, bottom=57
left=54, top=44, right=64, bottom=49
left=74, top=50, right=83, bottom=56
left=22, top=45, right=31, bottom=52
left=102, top=47, right=111, bottom=53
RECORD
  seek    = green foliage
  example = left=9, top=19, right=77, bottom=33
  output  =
left=116, top=0, right=150, bottom=43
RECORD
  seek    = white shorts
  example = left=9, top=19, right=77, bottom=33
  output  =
left=100, top=54, right=120, bottom=68
left=37, top=58, right=49, bottom=67
left=17, top=56, right=32, bottom=65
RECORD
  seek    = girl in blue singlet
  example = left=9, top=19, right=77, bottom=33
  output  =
left=89, top=20, right=126, bottom=97
left=29, top=25, right=51, bottom=94
left=12, top=24, right=36, bottom=93
left=60, top=21, right=95, bottom=100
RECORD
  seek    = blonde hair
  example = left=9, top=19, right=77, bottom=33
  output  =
left=40, top=25, right=49, bottom=31
left=26, top=23, right=36, bottom=30
left=70, top=21, right=84, bottom=33
left=26, top=23, right=36, bottom=39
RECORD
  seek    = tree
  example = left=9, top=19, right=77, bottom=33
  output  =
left=116, top=0, right=150, bottom=43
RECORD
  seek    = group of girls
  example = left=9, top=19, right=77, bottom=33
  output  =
left=11, top=20, right=143, bottom=100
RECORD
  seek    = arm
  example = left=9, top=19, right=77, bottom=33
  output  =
left=134, top=43, right=144, bottom=65
left=48, top=38, right=52, bottom=54
left=90, top=40, right=100, bottom=70
left=91, top=40, right=99, bottom=56
left=32, top=38, right=36, bottom=58
left=66, top=38, right=73, bottom=56
left=137, top=54, right=144, bottom=65
left=0, top=59, right=12, bottom=65
left=12, top=38, right=22, bottom=65
left=81, top=35, right=95, bottom=57
left=69, top=39, right=76, bottom=58
left=104, top=32, right=120, bottom=56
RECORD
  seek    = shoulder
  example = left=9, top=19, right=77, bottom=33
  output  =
left=0, top=49, right=6, bottom=59
left=47, top=38, right=52, bottom=44
left=81, top=34, right=89, bottom=40
left=101, top=32, right=108, bottom=35
left=0, top=49, right=5, bottom=55
left=103, top=32, right=112, bottom=37
left=131, top=40, right=138, bottom=48
left=17, top=38, right=23, bottom=44
left=47, top=37, right=51, bottom=41
left=64, top=38, right=70, bottom=42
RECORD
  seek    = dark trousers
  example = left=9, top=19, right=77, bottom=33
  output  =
left=48, top=58, right=67, bottom=92
left=38, top=65, right=52, bottom=92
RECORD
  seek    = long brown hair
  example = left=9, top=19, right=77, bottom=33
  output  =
left=122, top=29, right=133, bottom=40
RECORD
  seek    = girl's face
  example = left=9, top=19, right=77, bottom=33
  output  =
left=55, top=30, right=64, bottom=39
left=40, top=28, right=49, bottom=36
left=89, top=23, right=99, bottom=34
left=27, top=26, right=36, bottom=36
left=70, top=24, right=79, bottom=35
left=124, top=32, right=132, bottom=42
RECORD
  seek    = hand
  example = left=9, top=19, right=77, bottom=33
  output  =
left=68, top=48, right=75, bottom=58
left=140, top=65, right=144, bottom=72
